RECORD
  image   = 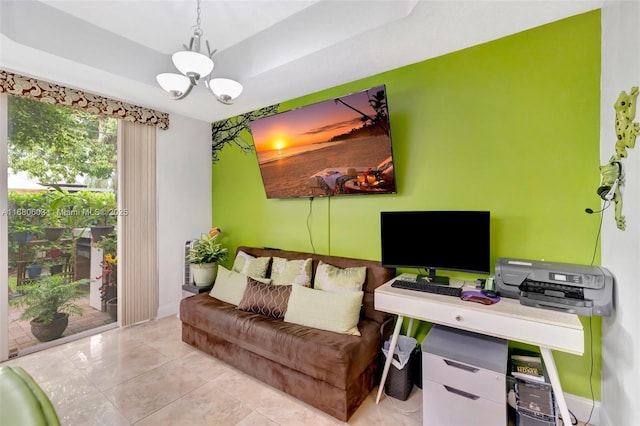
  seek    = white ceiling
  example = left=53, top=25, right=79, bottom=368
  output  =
left=0, top=0, right=601, bottom=123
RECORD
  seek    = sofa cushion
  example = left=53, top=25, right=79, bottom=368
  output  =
left=237, top=279, right=292, bottom=319
left=284, top=285, right=363, bottom=336
left=234, top=246, right=395, bottom=325
left=313, top=261, right=366, bottom=293
left=232, top=251, right=270, bottom=278
left=270, top=257, right=312, bottom=286
left=180, top=293, right=381, bottom=389
left=209, top=265, right=248, bottom=306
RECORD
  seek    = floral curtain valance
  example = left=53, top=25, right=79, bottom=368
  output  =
left=0, top=70, right=169, bottom=130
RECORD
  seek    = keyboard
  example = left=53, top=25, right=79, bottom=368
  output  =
left=391, top=279, right=463, bottom=297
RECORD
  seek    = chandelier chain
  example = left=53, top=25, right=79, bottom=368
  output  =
left=193, top=0, right=202, bottom=35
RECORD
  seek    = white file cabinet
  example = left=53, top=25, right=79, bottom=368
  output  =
left=422, top=325, right=508, bottom=426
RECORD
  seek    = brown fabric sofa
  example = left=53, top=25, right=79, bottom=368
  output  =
left=180, top=246, right=395, bottom=421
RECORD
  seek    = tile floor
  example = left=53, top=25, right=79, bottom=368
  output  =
left=1, top=315, right=422, bottom=426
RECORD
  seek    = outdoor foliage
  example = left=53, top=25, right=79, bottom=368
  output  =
left=8, top=96, right=117, bottom=186
left=7, top=190, right=117, bottom=266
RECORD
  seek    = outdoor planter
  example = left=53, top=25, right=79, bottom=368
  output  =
left=12, top=231, right=34, bottom=244
left=44, top=227, right=65, bottom=241
left=30, top=313, right=69, bottom=342
left=91, top=226, right=114, bottom=242
left=49, top=264, right=64, bottom=275
left=26, top=264, right=43, bottom=279
left=106, top=298, right=117, bottom=321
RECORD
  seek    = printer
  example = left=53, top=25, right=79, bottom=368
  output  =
left=495, top=258, right=614, bottom=316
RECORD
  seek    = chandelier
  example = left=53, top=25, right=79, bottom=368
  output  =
left=156, top=0, right=243, bottom=104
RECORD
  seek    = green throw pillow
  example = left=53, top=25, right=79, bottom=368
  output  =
left=270, top=257, right=312, bottom=286
left=313, top=261, right=366, bottom=293
left=209, top=266, right=271, bottom=305
left=284, top=285, right=363, bottom=336
left=232, top=251, right=270, bottom=278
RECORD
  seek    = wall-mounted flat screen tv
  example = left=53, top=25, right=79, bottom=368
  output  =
left=249, top=85, right=397, bottom=199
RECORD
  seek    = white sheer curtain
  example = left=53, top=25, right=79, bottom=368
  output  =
left=118, top=120, right=158, bottom=325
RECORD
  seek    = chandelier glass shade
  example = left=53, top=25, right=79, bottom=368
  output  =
left=172, top=51, right=214, bottom=78
left=156, top=0, right=242, bottom=103
left=208, top=78, right=244, bottom=104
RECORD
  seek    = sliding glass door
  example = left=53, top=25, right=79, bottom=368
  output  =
left=1, top=94, right=120, bottom=360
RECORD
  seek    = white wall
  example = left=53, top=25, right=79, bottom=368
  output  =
left=600, top=2, right=640, bottom=425
left=156, top=114, right=212, bottom=319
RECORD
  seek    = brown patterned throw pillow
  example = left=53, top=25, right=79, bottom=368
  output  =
left=237, top=278, right=293, bottom=319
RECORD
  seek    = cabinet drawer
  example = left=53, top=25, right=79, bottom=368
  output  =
left=423, top=352, right=506, bottom=404
left=422, top=379, right=506, bottom=426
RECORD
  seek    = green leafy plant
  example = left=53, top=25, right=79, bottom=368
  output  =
left=188, top=231, right=229, bottom=265
left=9, top=275, right=89, bottom=324
left=93, top=231, right=117, bottom=257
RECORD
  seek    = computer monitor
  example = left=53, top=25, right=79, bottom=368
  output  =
left=380, top=211, right=491, bottom=284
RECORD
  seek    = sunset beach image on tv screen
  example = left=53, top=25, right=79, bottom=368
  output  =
left=249, top=85, right=397, bottom=199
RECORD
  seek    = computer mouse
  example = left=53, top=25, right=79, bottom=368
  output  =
left=481, top=289, right=497, bottom=298
left=460, top=290, right=500, bottom=305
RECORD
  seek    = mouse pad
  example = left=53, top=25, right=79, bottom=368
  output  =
left=460, top=290, right=500, bottom=305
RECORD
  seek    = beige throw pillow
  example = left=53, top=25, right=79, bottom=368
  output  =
left=232, top=251, right=270, bottom=278
left=210, top=266, right=271, bottom=306
left=209, top=265, right=249, bottom=306
left=313, top=261, right=366, bottom=293
left=270, top=257, right=312, bottom=286
left=284, top=285, right=363, bottom=336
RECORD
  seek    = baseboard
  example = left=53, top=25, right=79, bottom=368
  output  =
left=565, top=392, right=600, bottom=425
left=157, top=300, right=179, bottom=319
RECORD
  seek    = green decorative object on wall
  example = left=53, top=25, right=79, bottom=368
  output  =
left=614, top=86, right=639, bottom=159
left=598, top=86, right=638, bottom=231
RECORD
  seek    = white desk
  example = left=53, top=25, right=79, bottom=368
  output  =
left=374, top=276, right=584, bottom=425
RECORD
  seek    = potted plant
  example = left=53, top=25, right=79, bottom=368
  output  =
left=47, top=186, right=89, bottom=237
left=88, top=193, right=117, bottom=241
left=11, top=223, right=38, bottom=244
left=187, top=228, right=229, bottom=287
left=26, top=263, right=43, bottom=279
left=9, top=275, right=90, bottom=342
left=44, top=260, right=64, bottom=276
left=42, top=210, right=65, bottom=241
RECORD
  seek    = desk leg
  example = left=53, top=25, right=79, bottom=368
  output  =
left=540, top=347, right=570, bottom=426
left=406, top=318, right=414, bottom=336
left=376, top=315, right=404, bottom=404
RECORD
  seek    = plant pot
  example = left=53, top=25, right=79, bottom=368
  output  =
left=91, top=225, right=114, bottom=242
left=49, top=248, right=62, bottom=259
left=44, top=227, right=65, bottom=241
left=49, top=264, right=64, bottom=275
left=27, top=264, right=43, bottom=279
left=30, top=312, right=69, bottom=342
left=106, top=297, right=118, bottom=321
left=191, top=263, right=218, bottom=287
left=13, top=231, right=34, bottom=244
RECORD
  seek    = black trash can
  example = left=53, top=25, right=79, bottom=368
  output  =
left=382, top=335, right=417, bottom=400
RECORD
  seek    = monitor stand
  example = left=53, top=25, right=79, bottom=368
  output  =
left=417, top=268, right=450, bottom=285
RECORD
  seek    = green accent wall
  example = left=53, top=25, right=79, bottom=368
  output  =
left=212, top=10, right=602, bottom=399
